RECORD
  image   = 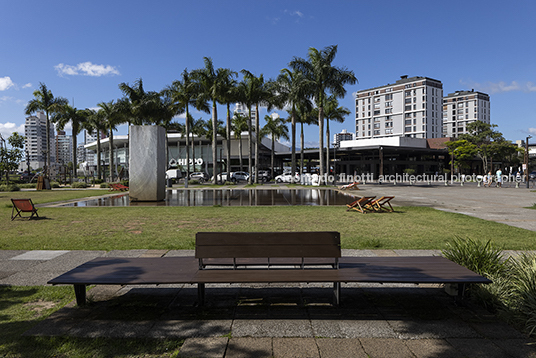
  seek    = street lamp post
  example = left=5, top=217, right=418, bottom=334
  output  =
left=526, top=135, right=532, bottom=189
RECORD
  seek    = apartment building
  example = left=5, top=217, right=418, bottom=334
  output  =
left=334, top=129, right=354, bottom=147
left=442, top=90, right=490, bottom=137
left=355, top=75, right=443, bottom=140
left=24, top=111, right=55, bottom=170
left=55, top=130, right=72, bottom=165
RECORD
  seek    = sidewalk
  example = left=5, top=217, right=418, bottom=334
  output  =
left=2, top=248, right=536, bottom=357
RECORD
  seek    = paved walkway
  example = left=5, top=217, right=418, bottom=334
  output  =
left=3, top=184, right=536, bottom=357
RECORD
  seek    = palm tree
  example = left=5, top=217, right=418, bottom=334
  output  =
left=290, top=45, right=357, bottom=182
left=164, top=69, right=209, bottom=181
left=261, top=115, right=289, bottom=180
left=232, top=112, right=249, bottom=172
left=97, top=101, right=125, bottom=182
left=204, top=118, right=226, bottom=180
left=52, top=104, right=89, bottom=183
left=84, top=109, right=107, bottom=180
left=118, top=78, right=162, bottom=125
left=220, top=76, right=238, bottom=181
left=295, top=102, right=316, bottom=175
left=25, top=82, right=68, bottom=177
left=316, top=95, right=351, bottom=178
left=272, top=68, right=309, bottom=177
left=190, top=116, right=207, bottom=173
left=192, top=58, right=236, bottom=184
left=240, top=70, right=273, bottom=184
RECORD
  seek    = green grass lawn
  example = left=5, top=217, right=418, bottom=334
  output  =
left=2, top=189, right=535, bottom=251
left=2, top=188, right=536, bottom=357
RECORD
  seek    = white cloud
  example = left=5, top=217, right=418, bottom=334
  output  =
left=0, top=77, right=14, bottom=91
left=460, top=80, right=536, bottom=94
left=55, top=62, right=120, bottom=77
left=0, top=122, right=25, bottom=138
left=529, top=128, right=536, bottom=135
left=284, top=10, right=304, bottom=17
left=22, top=83, right=32, bottom=89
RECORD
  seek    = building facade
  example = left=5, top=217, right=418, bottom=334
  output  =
left=55, top=130, right=72, bottom=166
left=442, top=90, right=490, bottom=138
left=355, top=76, right=444, bottom=140
left=333, top=129, right=354, bottom=147
left=23, top=111, right=55, bottom=170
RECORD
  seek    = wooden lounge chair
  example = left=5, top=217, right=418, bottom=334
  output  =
left=11, top=198, right=39, bottom=221
left=346, top=196, right=376, bottom=213
left=338, top=181, right=360, bottom=190
left=368, top=196, right=395, bottom=212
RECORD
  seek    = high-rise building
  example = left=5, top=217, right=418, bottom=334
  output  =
left=442, top=90, right=490, bottom=138
left=24, top=111, right=55, bottom=170
left=333, top=129, right=353, bottom=147
left=234, top=103, right=256, bottom=122
left=55, top=130, right=72, bottom=166
left=355, top=76, right=443, bottom=140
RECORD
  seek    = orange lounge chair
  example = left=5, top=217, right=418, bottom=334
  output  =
left=11, top=198, right=39, bottom=221
left=346, top=196, right=376, bottom=213
left=368, top=196, right=395, bottom=212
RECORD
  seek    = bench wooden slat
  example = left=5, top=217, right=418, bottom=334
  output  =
left=196, top=245, right=341, bottom=259
left=196, top=232, right=340, bottom=246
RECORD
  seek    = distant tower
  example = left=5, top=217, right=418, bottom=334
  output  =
left=24, top=111, right=55, bottom=169
left=442, top=90, right=490, bottom=138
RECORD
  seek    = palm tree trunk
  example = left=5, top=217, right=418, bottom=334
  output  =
left=185, top=108, right=190, bottom=181
left=291, top=109, right=296, bottom=177
left=212, top=101, right=217, bottom=184
left=271, top=137, right=275, bottom=180
left=238, top=134, right=243, bottom=172
left=326, top=118, right=330, bottom=180
left=318, top=107, right=325, bottom=183
left=300, top=122, right=304, bottom=176
left=45, top=111, right=50, bottom=178
left=72, top=127, right=77, bottom=184
left=247, top=109, right=253, bottom=185
left=254, top=103, right=259, bottom=184
left=96, top=134, right=102, bottom=180
left=226, top=103, right=231, bottom=179
left=109, top=128, right=114, bottom=182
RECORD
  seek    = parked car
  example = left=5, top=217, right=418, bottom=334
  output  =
left=231, top=171, right=249, bottom=182
left=274, top=172, right=299, bottom=183
left=257, top=170, right=271, bottom=182
left=165, top=169, right=182, bottom=183
left=530, top=171, right=536, bottom=180
left=189, top=172, right=209, bottom=182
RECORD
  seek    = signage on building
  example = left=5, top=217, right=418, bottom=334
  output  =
left=169, top=158, right=204, bottom=166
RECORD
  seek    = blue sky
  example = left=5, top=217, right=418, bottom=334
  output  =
left=1, top=0, right=535, bottom=147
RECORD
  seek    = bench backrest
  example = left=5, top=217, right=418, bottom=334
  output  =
left=11, top=198, right=36, bottom=212
left=195, top=231, right=341, bottom=259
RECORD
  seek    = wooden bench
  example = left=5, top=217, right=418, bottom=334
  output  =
left=195, top=231, right=342, bottom=305
left=47, top=231, right=492, bottom=307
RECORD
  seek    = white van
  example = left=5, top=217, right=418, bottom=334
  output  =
left=166, top=169, right=183, bottom=183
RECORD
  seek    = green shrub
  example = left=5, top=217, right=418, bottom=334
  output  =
left=100, top=183, right=110, bottom=189
left=224, top=181, right=236, bottom=185
left=0, top=184, right=20, bottom=192
left=121, top=180, right=129, bottom=187
left=18, top=183, right=36, bottom=189
left=509, top=254, right=536, bottom=334
left=50, top=182, right=60, bottom=188
left=189, top=179, right=200, bottom=185
left=442, top=237, right=507, bottom=277
left=93, top=179, right=104, bottom=184
left=71, top=182, right=88, bottom=188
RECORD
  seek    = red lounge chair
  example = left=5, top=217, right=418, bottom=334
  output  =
left=346, top=196, right=376, bottom=213
left=11, top=198, right=39, bottom=221
left=109, top=183, right=129, bottom=191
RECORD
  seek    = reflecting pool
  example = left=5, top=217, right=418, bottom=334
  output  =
left=62, top=189, right=358, bottom=207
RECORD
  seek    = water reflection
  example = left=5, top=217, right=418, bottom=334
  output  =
left=64, top=189, right=357, bottom=207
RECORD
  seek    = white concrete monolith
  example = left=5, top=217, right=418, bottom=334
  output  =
left=129, top=125, right=166, bottom=201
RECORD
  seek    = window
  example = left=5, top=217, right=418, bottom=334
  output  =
left=385, top=128, right=393, bottom=134
left=385, top=101, right=392, bottom=107
left=405, top=91, right=411, bottom=97
left=374, top=110, right=380, bottom=115
left=385, top=93, right=393, bottom=100
left=374, top=103, right=380, bottom=109
left=373, top=130, right=380, bottom=135
left=405, top=98, right=412, bottom=104
left=385, top=108, right=392, bottom=114
left=405, top=119, right=412, bottom=125
left=374, top=123, right=380, bottom=129
left=405, top=126, right=412, bottom=132
left=405, top=105, right=412, bottom=111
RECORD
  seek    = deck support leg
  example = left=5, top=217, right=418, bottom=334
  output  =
left=74, top=284, right=86, bottom=306
left=198, top=283, right=205, bottom=307
left=333, top=282, right=340, bottom=306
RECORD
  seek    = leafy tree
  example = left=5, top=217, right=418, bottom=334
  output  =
left=52, top=104, right=89, bottom=182
left=220, top=75, right=238, bottom=181
left=192, top=58, right=235, bottom=183
left=0, top=132, right=24, bottom=184
left=204, top=118, right=226, bottom=178
left=190, top=116, right=207, bottom=173
left=446, top=139, right=477, bottom=172
left=232, top=112, right=249, bottom=172
left=118, top=78, right=162, bottom=125
left=261, top=115, right=289, bottom=179
left=295, top=101, right=315, bottom=175
left=290, top=45, right=357, bottom=182
left=25, top=83, right=68, bottom=177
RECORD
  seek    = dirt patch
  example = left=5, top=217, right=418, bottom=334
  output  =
left=24, top=300, right=57, bottom=313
